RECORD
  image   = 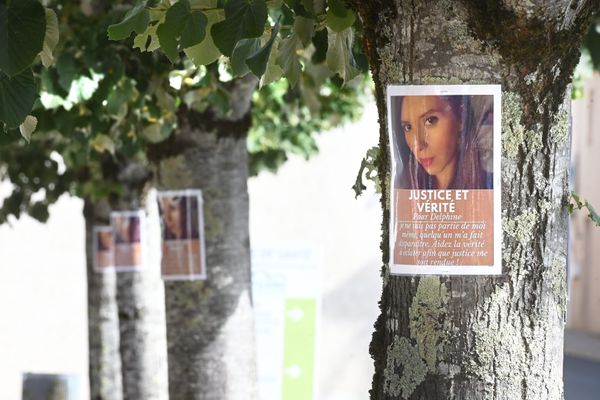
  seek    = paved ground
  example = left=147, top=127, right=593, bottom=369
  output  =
left=564, top=356, right=600, bottom=400
left=564, top=330, right=600, bottom=400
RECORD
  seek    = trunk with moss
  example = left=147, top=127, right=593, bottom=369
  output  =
left=84, top=198, right=123, bottom=400
left=350, top=1, right=599, bottom=399
left=151, top=76, right=257, bottom=400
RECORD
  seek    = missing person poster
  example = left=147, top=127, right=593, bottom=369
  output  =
left=110, top=210, right=145, bottom=271
left=93, top=226, right=114, bottom=272
left=157, top=189, right=207, bottom=280
left=387, top=85, right=501, bottom=275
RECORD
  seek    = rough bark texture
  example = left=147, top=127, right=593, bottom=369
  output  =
left=151, top=76, right=257, bottom=400
left=84, top=198, right=123, bottom=400
left=111, top=165, right=169, bottom=400
left=349, top=1, right=599, bottom=399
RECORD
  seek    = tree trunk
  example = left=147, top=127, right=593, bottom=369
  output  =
left=350, top=1, right=599, bottom=399
left=111, top=168, right=169, bottom=400
left=151, top=76, right=257, bottom=400
left=84, top=198, right=123, bottom=400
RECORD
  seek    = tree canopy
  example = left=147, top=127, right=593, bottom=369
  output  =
left=0, top=0, right=369, bottom=223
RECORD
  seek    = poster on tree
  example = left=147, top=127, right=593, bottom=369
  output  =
left=387, top=85, right=501, bottom=275
left=93, top=226, right=114, bottom=272
left=157, top=189, right=207, bottom=280
left=110, top=210, right=145, bottom=271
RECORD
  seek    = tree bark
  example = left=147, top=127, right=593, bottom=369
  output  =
left=84, top=198, right=124, bottom=400
left=350, top=1, right=599, bottom=399
left=151, top=76, right=257, bottom=400
left=111, top=165, right=169, bottom=400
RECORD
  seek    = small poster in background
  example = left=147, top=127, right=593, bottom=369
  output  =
left=93, top=226, right=114, bottom=272
left=157, top=189, right=207, bottom=280
left=387, top=85, right=501, bottom=275
left=110, top=210, right=145, bottom=271
left=252, top=242, right=320, bottom=400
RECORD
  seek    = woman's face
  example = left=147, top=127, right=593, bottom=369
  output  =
left=115, top=217, right=130, bottom=243
left=98, top=231, right=113, bottom=250
left=401, top=96, right=461, bottom=189
left=162, top=197, right=183, bottom=239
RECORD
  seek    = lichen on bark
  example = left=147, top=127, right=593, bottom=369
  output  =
left=504, top=208, right=539, bottom=245
left=409, top=277, right=450, bottom=371
left=501, top=91, right=542, bottom=158
left=383, top=336, right=428, bottom=399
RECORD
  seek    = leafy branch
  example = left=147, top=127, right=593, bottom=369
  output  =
left=567, top=191, right=600, bottom=226
left=0, top=0, right=58, bottom=136
left=352, top=146, right=380, bottom=199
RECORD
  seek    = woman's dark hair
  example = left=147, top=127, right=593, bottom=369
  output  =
left=128, top=216, right=141, bottom=243
left=394, top=95, right=487, bottom=189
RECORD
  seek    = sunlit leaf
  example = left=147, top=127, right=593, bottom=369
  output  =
left=184, top=9, right=225, bottom=66
left=326, top=28, right=358, bottom=83
left=19, top=115, right=38, bottom=142
left=0, top=69, right=37, bottom=128
left=277, top=33, right=302, bottom=87
left=66, top=71, right=104, bottom=104
left=260, top=36, right=283, bottom=87
left=134, top=20, right=162, bottom=52
left=142, top=123, right=173, bottom=143
left=39, top=8, right=59, bottom=68
left=91, top=134, right=116, bottom=155
left=326, top=0, right=355, bottom=32
left=0, top=0, right=46, bottom=76
left=293, top=16, right=314, bottom=46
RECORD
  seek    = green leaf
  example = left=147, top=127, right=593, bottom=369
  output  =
left=326, top=28, right=359, bottom=83
left=0, top=69, right=37, bottom=129
left=91, top=134, right=116, bottom=155
left=142, top=123, right=173, bottom=143
left=267, top=0, right=284, bottom=8
left=211, top=0, right=268, bottom=56
left=276, top=33, right=302, bottom=87
left=231, top=38, right=261, bottom=77
left=293, top=16, right=314, bottom=47
left=56, top=54, right=77, bottom=92
left=39, top=8, right=59, bottom=68
left=181, top=11, right=208, bottom=47
left=184, top=9, right=225, bottom=66
left=352, top=146, right=380, bottom=198
left=326, top=0, right=355, bottom=32
left=157, top=0, right=208, bottom=62
left=246, top=21, right=281, bottom=78
left=19, top=115, right=38, bottom=142
left=0, top=0, right=46, bottom=76
left=190, top=0, right=218, bottom=7
left=328, top=0, right=350, bottom=17
left=260, top=36, right=283, bottom=86
left=107, top=1, right=150, bottom=41
left=134, top=18, right=163, bottom=52
left=586, top=201, right=600, bottom=226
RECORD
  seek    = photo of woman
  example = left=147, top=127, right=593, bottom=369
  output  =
left=113, top=215, right=141, bottom=244
left=387, top=85, right=501, bottom=275
left=391, top=94, right=494, bottom=190
left=157, top=189, right=206, bottom=281
left=93, top=226, right=115, bottom=271
left=110, top=211, right=145, bottom=271
left=158, top=195, right=199, bottom=241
